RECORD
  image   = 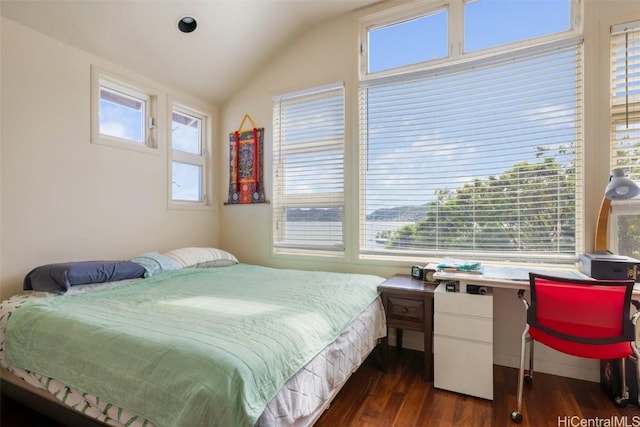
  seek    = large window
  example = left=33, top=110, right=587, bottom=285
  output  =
left=609, top=21, right=640, bottom=259
left=171, top=104, right=208, bottom=204
left=359, top=0, right=582, bottom=264
left=272, top=83, right=345, bottom=254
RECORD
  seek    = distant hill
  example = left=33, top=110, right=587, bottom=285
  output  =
left=285, top=205, right=429, bottom=221
left=286, top=208, right=342, bottom=221
left=366, top=204, right=430, bottom=221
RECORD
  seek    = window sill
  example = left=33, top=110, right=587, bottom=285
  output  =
left=91, top=136, right=160, bottom=156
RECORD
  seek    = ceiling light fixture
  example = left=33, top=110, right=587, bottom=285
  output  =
left=177, top=16, right=197, bottom=33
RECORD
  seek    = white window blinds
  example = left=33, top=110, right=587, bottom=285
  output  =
left=359, top=39, right=583, bottom=263
left=610, top=21, right=640, bottom=181
left=272, top=83, right=345, bottom=253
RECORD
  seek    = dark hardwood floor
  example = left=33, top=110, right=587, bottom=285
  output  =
left=1, top=349, right=638, bottom=426
left=316, top=349, right=639, bottom=427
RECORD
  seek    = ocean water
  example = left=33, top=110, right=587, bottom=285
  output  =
left=280, top=221, right=410, bottom=247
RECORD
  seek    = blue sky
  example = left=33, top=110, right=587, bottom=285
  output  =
left=100, top=98, right=143, bottom=142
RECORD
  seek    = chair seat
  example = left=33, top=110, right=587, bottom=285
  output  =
left=529, top=326, right=633, bottom=359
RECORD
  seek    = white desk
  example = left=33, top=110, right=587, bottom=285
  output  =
left=431, top=265, right=640, bottom=400
left=433, top=264, right=640, bottom=298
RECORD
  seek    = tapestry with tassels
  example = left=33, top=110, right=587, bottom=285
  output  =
left=226, top=114, right=267, bottom=204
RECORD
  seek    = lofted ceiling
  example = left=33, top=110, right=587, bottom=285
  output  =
left=0, top=0, right=381, bottom=104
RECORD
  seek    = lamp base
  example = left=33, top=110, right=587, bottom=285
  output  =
left=592, top=249, right=613, bottom=255
left=594, top=197, right=612, bottom=253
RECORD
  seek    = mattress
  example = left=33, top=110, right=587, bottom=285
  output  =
left=0, top=267, right=386, bottom=426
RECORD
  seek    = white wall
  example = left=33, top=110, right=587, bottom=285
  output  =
left=0, top=18, right=220, bottom=299
left=219, top=1, right=640, bottom=382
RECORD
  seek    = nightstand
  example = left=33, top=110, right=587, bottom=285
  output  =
left=377, top=274, right=437, bottom=381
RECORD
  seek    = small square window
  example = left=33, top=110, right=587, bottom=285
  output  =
left=99, top=85, right=146, bottom=143
left=91, top=66, right=158, bottom=153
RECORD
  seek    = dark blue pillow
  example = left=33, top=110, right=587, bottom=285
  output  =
left=24, top=261, right=146, bottom=293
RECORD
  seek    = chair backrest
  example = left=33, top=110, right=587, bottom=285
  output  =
left=528, top=273, right=635, bottom=345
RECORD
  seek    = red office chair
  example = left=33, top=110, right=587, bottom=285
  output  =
left=510, top=273, right=640, bottom=423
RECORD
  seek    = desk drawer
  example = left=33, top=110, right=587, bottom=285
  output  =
left=387, top=296, right=424, bottom=324
left=434, top=335, right=493, bottom=400
left=435, top=286, right=493, bottom=318
left=434, top=312, right=493, bottom=343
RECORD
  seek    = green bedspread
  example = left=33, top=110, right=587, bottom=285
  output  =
left=5, top=264, right=383, bottom=427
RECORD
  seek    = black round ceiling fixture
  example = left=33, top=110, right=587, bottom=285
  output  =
left=177, top=16, right=197, bottom=33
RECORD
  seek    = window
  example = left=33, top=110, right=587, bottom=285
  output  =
left=171, top=105, right=208, bottom=203
left=272, top=83, right=345, bottom=254
left=368, top=7, right=448, bottom=74
left=610, top=202, right=640, bottom=259
left=609, top=21, right=640, bottom=259
left=91, top=66, right=158, bottom=152
left=359, top=0, right=581, bottom=264
left=360, top=0, right=573, bottom=79
left=99, top=82, right=147, bottom=143
left=464, top=0, right=571, bottom=53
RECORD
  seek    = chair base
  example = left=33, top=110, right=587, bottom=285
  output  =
left=615, top=395, right=629, bottom=407
left=510, top=410, right=523, bottom=423
left=510, top=374, right=532, bottom=423
left=602, top=356, right=639, bottom=407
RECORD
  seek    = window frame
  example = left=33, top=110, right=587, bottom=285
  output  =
left=168, top=99, right=213, bottom=210
left=90, top=65, right=159, bottom=154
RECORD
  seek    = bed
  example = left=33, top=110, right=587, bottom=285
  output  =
left=0, top=248, right=387, bottom=427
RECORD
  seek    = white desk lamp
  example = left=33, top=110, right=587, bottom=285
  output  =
left=594, top=168, right=640, bottom=254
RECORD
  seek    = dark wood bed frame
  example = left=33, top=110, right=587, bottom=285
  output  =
left=1, top=367, right=108, bottom=427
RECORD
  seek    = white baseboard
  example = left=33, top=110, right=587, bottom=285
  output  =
left=494, top=353, right=600, bottom=383
left=388, top=328, right=600, bottom=383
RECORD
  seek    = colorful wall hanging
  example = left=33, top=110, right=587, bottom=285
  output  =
left=226, top=114, right=268, bottom=204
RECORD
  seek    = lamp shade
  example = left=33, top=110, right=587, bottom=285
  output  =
left=605, top=168, right=640, bottom=200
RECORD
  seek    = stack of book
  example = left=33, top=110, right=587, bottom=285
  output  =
left=436, top=258, right=483, bottom=274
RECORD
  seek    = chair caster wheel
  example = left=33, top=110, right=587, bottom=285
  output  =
left=614, top=396, right=629, bottom=408
left=524, top=375, right=533, bottom=385
left=511, top=411, right=523, bottom=423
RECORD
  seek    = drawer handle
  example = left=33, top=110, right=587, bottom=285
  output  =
left=402, top=307, right=409, bottom=313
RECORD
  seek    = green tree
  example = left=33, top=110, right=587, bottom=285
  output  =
left=387, top=158, right=576, bottom=255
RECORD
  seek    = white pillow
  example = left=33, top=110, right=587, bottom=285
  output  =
left=164, top=247, right=239, bottom=268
